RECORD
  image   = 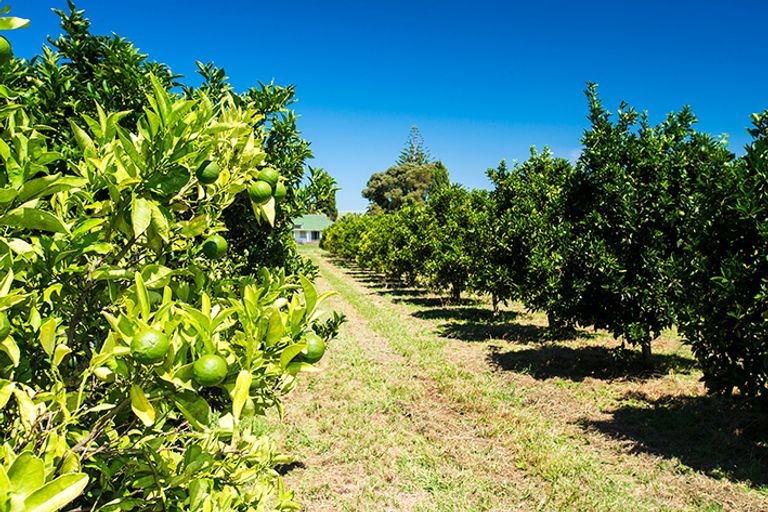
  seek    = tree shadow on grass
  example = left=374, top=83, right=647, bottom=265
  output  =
left=393, top=296, right=481, bottom=309
left=440, top=321, right=554, bottom=344
left=275, top=461, right=307, bottom=475
left=488, top=344, right=697, bottom=381
left=581, top=395, right=768, bottom=488
left=413, top=307, right=520, bottom=323
left=376, top=287, right=428, bottom=298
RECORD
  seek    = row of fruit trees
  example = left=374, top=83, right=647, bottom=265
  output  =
left=323, top=84, right=768, bottom=403
left=0, top=3, right=343, bottom=511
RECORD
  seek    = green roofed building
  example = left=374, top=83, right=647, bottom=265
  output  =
left=292, top=214, right=333, bottom=244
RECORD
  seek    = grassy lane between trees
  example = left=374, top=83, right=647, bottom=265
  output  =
left=257, top=246, right=768, bottom=511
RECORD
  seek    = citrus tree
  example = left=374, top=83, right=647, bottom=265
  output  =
left=0, top=9, right=338, bottom=511
left=319, top=213, right=374, bottom=262
left=559, top=85, right=733, bottom=360
left=679, top=110, right=768, bottom=399
left=418, top=184, right=482, bottom=301
left=483, top=150, right=578, bottom=323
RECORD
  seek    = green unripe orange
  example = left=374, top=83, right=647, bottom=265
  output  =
left=298, top=333, right=325, bottom=364
left=248, top=180, right=272, bottom=205
left=196, top=161, right=220, bottom=184
left=257, top=167, right=279, bottom=188
left=0, top=312, right=10, bottom=340
left=193, top=354, right=228, bottom=387
left=273, top=181, right=287, bottom=202
left=202, top=234, right=228, bottom=260
left=0, top=37, right=13, bottom=66
left=131, top=329, right=170, bottom=365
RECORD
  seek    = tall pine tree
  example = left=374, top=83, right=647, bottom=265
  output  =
left=397, top=126, right=432, bottom=165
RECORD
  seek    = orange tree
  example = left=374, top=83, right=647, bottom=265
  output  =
left=319, top=213, right=374, bottom=262
left=679, top=111, right=768, bottom=399
left=418, top=184, right=484, bottom=301
left=483, top=150, right=577, bottom=322
left=0, top=7, right=338, bottom=511
left=557, top=85, right=733, bottom=360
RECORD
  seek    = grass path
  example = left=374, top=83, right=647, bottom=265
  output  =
left=258, top=247, right=768, bottom=511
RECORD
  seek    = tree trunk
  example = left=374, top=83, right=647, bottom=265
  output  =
left=641, top=340, right=652, bottom=365
left=547, top=312, right=575, bottom=338
left=451, top=283, right=461, bottom=303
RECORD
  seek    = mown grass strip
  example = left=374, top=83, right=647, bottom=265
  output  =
left=309, top=249, right=725, bottom=512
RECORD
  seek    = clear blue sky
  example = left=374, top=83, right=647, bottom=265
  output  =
left=7, top=1, right=768, bottom=212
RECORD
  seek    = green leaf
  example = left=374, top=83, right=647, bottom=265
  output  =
left=134, top=272, right=150, bottom=321
left=0, top=379, right=14, bottom=409
left=130, top=384, right=155, bottom=426
left=146, top=167, right=189, bottom=198
left=178, top=215, right=208, bottom=238
left=53, top=344, right=71, bottom=368
left=299, top=275, right=318, bottom=317
left=17, top=175, right=85, bottom=203
left=0, top=268, right=13, bottom=296
left=261, top=197, right=276, bottom=226
left=0, top=17, right=30, bottom=30
left=92, top=267, right=133, bottom=282
left=22, top=473, right=89, bottom=512
left=285, top=361, right=321, bottom=375
left=279, top=343, right=306, bottom=369
left=39, top=317, right=56, bottom=357
left=265, top=308, right=284, bottom=346
left=188, top=479, right=209, bottom=512
left=0, top=465, right=9, bottom=497
left=149, top=202, right=170, bottom=242
left=69, top=122, right=96, bottom=156
left=0, top=188, right=17, bottom=204
left=13, top=388, right=37, bottom=428
left=0, top=336, right=19, bottom=366
left=231, top=370, right=251, bottom=424
left=173, top=391, right=211, bottom=430
left=131, top=196, right=152, bottom=236
left=8, top=452, right=44, bottom=499
left=140, top=265, right=173, bottom=290
left=0, top=207, right=68, bottom=234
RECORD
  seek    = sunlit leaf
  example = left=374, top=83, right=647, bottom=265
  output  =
left=130, top=384, right=155, bottom=426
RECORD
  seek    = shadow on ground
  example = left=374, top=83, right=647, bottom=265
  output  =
left=582, top=395, right=768, bottom=488
left=488, top=344, right=697, bottom=381
left=275, top=461, right=307, bottom=475
left=413, top=307, right=520, bottom=323
left=439, top=319, right=595, bottom=344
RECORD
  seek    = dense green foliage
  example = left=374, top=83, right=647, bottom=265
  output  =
left=555, top=86, right=734, bottom=358
left=362, top=127, right=450, bottom=214
left=324, top=87, right=768, bottom=401
left=679, top=111, right=768, bottom=398
left=0, top=4, right=341, bottom=511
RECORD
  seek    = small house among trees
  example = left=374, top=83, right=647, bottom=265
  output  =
left=293, top=214, right=334, bottom=244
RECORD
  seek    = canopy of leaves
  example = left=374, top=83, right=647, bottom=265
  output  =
left=363, top=127, right=449, bottom=214
left=679, top=110, right=768, bottom=399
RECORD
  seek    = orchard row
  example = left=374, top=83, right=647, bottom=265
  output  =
left=323, top=84, right=768, bottom=402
